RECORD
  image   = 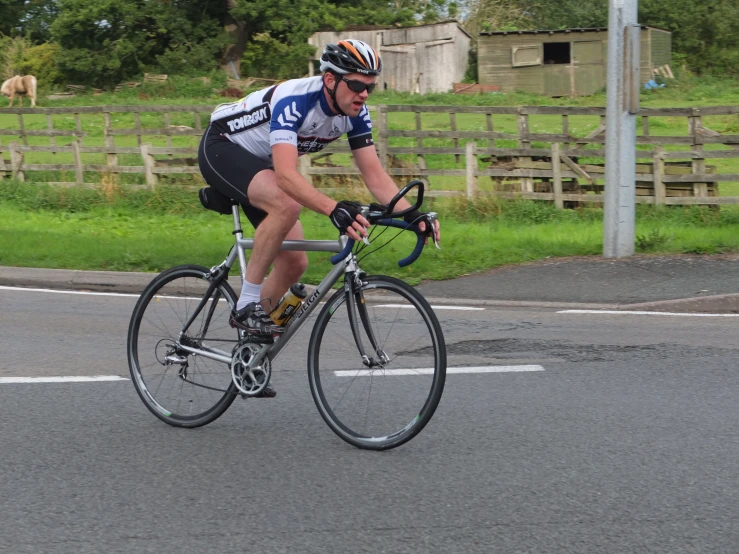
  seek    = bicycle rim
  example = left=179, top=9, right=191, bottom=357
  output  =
left=308, top=275, right=446, bottom=450
left=127, top=265, right=238, bottom=427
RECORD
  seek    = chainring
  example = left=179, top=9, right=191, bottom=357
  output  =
left=230, top=342, right=271, bottom=397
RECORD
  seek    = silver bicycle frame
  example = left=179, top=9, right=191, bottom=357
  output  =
left=176, top=205, right=355, bottom=367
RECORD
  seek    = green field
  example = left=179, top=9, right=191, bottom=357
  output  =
left=2, top=180, right=739, bottom=282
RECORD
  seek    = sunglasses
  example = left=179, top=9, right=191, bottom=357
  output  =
left=339, top=76, right=377, bottom=94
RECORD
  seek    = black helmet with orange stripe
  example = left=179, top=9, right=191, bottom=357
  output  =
left=320, top=40, right=382, bottom=76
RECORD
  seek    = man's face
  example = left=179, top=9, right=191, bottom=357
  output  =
left=326, top=72, right=377, bottom=117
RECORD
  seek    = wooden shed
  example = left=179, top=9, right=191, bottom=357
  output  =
left=478, top=26, right=672, bottom=96
left=308, top=20, right=471, bottom=94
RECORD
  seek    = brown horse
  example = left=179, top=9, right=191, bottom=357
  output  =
left=1, top=75, right=38, bottom=108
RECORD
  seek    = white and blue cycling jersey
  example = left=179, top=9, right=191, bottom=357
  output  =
left=208, top=76, right=374, bottom=163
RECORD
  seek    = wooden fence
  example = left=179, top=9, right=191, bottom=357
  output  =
left=0, top=105, right=210, bottom=190
left=2, top=104, right=739, bottom=206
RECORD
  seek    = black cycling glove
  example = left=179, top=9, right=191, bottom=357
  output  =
left=330, top=200, right=364, bottom=234
left=403, top=209, right=435, bottom=236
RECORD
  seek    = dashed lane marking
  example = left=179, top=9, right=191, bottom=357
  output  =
left=334, top=365, right=544, bottom=377
left=0, top=376, right=129, bottom=384
left=374, top=304, right=484, bottom=311
left=560, top=309, right=739, bottom=317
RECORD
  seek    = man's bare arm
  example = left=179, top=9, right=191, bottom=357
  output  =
left=353, top=145, right=440, bottom=243
left=272, top=144, right=336, bottom=216
left=272, top=143, right=369, bottom=240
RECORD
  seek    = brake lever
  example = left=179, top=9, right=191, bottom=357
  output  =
left=426, top=212, right=441, bottom=250
left=360, top=207, right=373, bottom=245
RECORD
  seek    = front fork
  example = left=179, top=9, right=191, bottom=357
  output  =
left=344, top=272, right=390, bottom=368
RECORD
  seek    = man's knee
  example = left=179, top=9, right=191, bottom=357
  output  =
left=250, top=171, right=302, bottom=220
left=277, top=250, right=308, bottom=276
left=284, top=198, right=302, bottom=220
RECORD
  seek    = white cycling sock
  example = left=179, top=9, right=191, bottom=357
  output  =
left=236, top=280, right=262, bottom=311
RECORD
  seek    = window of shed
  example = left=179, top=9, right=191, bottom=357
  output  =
left=511, top=45, right=541, bottom=67
left=543, top=42, right=571, bottom=64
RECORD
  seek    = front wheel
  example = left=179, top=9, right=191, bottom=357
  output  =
left=308, top=275, right=446, bottom=450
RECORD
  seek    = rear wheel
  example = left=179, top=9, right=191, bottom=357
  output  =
left=308, top=275, right=446, bottom=450
left=127, top=265, right=239, bottom=427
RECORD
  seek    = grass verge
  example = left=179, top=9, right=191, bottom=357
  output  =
left=2, top=181, right=739, bottom=284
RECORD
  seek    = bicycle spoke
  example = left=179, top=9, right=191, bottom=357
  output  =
left=128, top=267, right=238, bottom=427
left=309, top=275, right=446, bottom=450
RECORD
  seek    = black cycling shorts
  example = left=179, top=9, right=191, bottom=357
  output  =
left=198, top=128, right=271, bottom=228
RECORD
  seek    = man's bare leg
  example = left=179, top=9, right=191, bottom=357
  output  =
left=242, top=169, right=303, bottom=308
left=260, top=220, right=308, bottom=313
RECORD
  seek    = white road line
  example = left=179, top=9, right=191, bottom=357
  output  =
left=0, top=285, right=219, bottom=302
left=0, top=285, right=139, bottom=298
left=334, top=365, right=544, bottom=377
left=0, top=376, right=129, bottom=384
left=560, top=309, right=739, bottom=317
left=1, top=365, right=544, bottom=384
left=0, top=287, right=482, bottom=310
left=374, top=304, right=484, bottom=310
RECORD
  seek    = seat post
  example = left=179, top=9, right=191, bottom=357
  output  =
left=232, top=206, right=248, bottom=285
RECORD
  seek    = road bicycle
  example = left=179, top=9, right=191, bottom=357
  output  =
left=126, top=180, right=446, bottom=450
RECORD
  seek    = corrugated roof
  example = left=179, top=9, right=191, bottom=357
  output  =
left=479, top=26, right=669, bottom=36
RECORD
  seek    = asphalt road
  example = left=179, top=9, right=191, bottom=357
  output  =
left=1, top=286, right=738, bottom=553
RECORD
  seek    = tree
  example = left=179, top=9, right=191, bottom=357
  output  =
left=640, top=0, right=739, bottom=75
left=0, top=0, right=59, bottom=42
left=460, top=0, right=532, bottom=37
left=229, top=0, right=419, bottom=79
left=50, top=0, right=229, bottom=87
left=523, top=0, right=607, bottom=30
left=0, top=0, right=26, bottom=37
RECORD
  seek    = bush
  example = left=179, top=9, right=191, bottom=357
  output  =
left=0, top=34, right=32, bottom=79
left=241, top=32, right=315, bottom=79
left=18, top=42, right=63, bottom=87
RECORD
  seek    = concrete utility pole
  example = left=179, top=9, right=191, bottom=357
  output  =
left=603, top=0, right=640, bottom=258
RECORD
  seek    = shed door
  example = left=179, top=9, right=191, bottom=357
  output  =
left=418, top=39, right=454, bottom=94
left=572, top=40, right=604, bottom=95
left=380, top=46, right=418, bottom=93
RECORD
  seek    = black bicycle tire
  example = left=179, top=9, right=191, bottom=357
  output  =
left=307, top=274, right=446, bottom=450
left=127, top=264, right=239, bottom=428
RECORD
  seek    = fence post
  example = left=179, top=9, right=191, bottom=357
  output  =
left=134, top=112, right=143, bottom=147
left=653, top=146, right=666, bottom=205
left=299, top=154, right=313, bottom=186
left=17, top=113, right=28, bottom=146
left=0, top=142, right=8, bottom=178
left=71, top=139, right=84, bottom=185
left=141, top=143, right=158, bottom=190
left=551, top=143, right=563, bottom=209
left=9, top=141, right=24, bottom=181
left=46, top=114, right=57, bottom=153
left=465, top=142, right=478, bottom=200
left=376, top=105, right=389, bottom=171
left=415, top=108, right=427, bottom=174
left=103, top=112, right=119, bottom=184
left=450, top=112, right=460, bottom=164
left=74, top=113, right=83, bottom=144
left=689, top=109, right=707, bottom=197
left=517, top=108, right=533, bottom=193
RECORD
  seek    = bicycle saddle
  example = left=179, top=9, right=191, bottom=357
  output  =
left=199, top=187, right=236, bottom=215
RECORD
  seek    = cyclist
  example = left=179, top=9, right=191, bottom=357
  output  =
left=198, top=39, right=440, bottom=341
